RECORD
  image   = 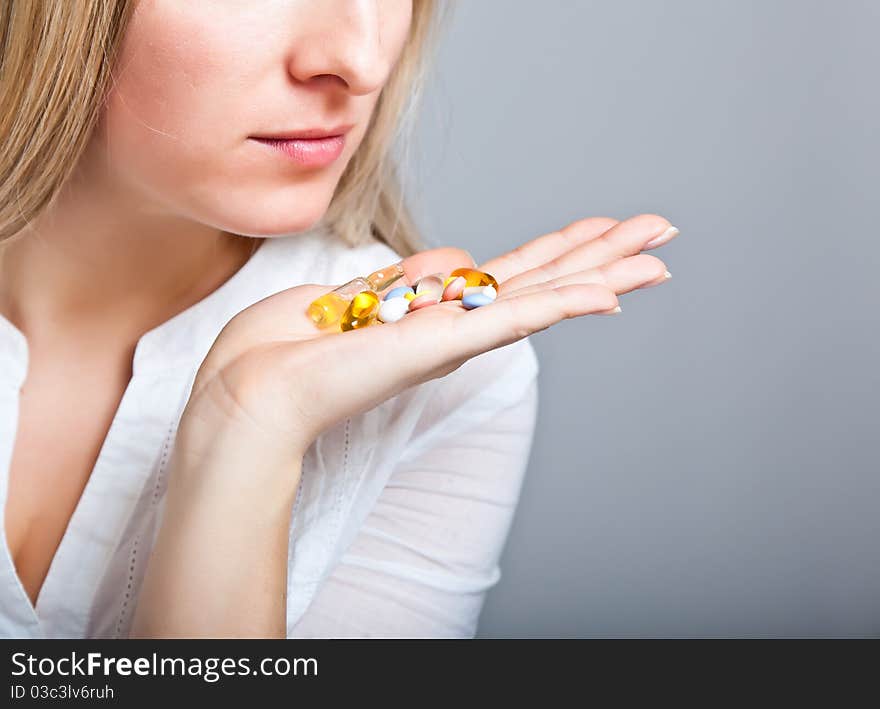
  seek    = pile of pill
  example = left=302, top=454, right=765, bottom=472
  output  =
left=307, top=265, right=499, bottom=332
left=377, top=268, right=498, bottom=324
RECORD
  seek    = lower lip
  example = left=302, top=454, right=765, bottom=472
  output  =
left=250, top=135, right=346, bottom=167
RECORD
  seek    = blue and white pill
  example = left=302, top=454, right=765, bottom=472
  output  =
left=384, top=285, right=415, bottom=301
left=462, top=285, right=497, bottom=299
left=378, top=296, right=410, bottom=323
left=461, top=293, right=495, bottom=310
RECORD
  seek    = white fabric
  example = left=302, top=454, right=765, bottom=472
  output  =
left=0, top=224, right=539, bottom=638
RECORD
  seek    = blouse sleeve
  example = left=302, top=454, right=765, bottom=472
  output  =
left=287, top=338, right=540, bottom=638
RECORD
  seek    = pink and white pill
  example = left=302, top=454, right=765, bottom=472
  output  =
left=408, top=292, right=441, bottom=310
left=441, top=276, right=467, bottom=301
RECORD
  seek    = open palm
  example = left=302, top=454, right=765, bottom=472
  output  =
left=179, top=214, right=677, bottom=456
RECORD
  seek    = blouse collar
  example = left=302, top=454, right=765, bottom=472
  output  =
left=0, top=225, right=332, bottom=387
left=0, top=314, right=27, bottom=389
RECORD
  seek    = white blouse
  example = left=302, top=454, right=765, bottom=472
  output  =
left=0, top=224, right=539, bottom=639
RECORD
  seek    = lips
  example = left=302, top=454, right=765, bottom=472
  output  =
left=250, top=134, right=347, bottom=167
left=250, top=123, right=355, bottom=141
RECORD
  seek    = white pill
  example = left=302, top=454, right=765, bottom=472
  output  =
left=377, top=296, right=410, bottom=323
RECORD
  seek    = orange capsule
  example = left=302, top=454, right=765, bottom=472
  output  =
left=449, top=267, right=498, bottom=291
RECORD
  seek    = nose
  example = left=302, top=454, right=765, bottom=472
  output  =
left=286, top=0, right=398, bottom=96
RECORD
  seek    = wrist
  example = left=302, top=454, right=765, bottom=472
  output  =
left=170, top=414, right=306, bottom=505
left=132, top=431, right=299, bottom=638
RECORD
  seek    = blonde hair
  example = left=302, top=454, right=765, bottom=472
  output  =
left=0, top=0, right=452, bottom=257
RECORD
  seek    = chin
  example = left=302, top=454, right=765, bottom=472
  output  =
left=205, top=191, right=333, bottom=237
left=220, top=209, right=330, bottom=238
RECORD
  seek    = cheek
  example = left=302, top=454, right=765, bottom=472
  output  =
left=97, top=12, right=348, bottom=235
left=99, top=8, right=242, bottom=204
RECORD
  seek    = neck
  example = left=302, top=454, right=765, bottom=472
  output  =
left=0, top=145, right=260, bottom=349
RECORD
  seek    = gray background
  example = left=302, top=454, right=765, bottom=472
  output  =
left=401, top=0, right=880, bottom=637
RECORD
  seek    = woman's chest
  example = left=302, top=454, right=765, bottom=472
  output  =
left=4, top=364, right=131, bottom=607
left=0, top=358, right=430, bottom=638
left=0, top=361, right=194, bottom=638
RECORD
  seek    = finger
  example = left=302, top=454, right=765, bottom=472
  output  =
left=390, top=282, right=619, bottom=360
left=301, top=281, right=616, bottom=403
left=495, top=213, right=676, bottom=295
left=497, top=253, right=669, bottom=300
left=394, top=247, right=475, bottom=292
left=265, top=281, right=619, bottom=436
left=478, top=216, right=619, bottom=284
left=443, top=283, right=620, bottom=363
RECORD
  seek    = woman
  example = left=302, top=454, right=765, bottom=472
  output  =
left=0, top=1, right=677, bottom=638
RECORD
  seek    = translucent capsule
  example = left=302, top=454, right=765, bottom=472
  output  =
left=449, top=267, right=499, bottom=291
left=415, top=272, right=445, bottom=296
left=340, top=290, right=380, bottom=331
left=308, top=276, right=371, bottom=328
left=365, top=261, right=406, bottom=291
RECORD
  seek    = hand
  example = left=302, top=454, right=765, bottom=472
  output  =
left=176, top=213, right=678, bottom=472
left=134, top=213, right=676, bottom=637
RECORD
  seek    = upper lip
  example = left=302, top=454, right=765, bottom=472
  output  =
left=251, top=123, right=354, bottom=140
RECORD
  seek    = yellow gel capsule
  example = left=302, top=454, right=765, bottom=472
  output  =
left=308, top=292, right=351, bottom=328
left=308, top=276, right=371, bottom=328
left=403, top=291, right=417, bottom=301
left=341, top=290, right=380, bottom=331
left=449, top=267, right=499, bottom=291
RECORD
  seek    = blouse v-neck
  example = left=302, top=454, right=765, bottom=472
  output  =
left=0, top=232, right=286, bottom=634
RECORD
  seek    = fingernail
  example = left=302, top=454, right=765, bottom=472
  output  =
left=643, top=270, right=673, bottom=288
left=644, top=226, right=679, bottom=250
left=599, top=305, right=622, bottom=315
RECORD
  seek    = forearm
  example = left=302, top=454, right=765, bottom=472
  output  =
left=129, top=429, right=303, bottom=638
